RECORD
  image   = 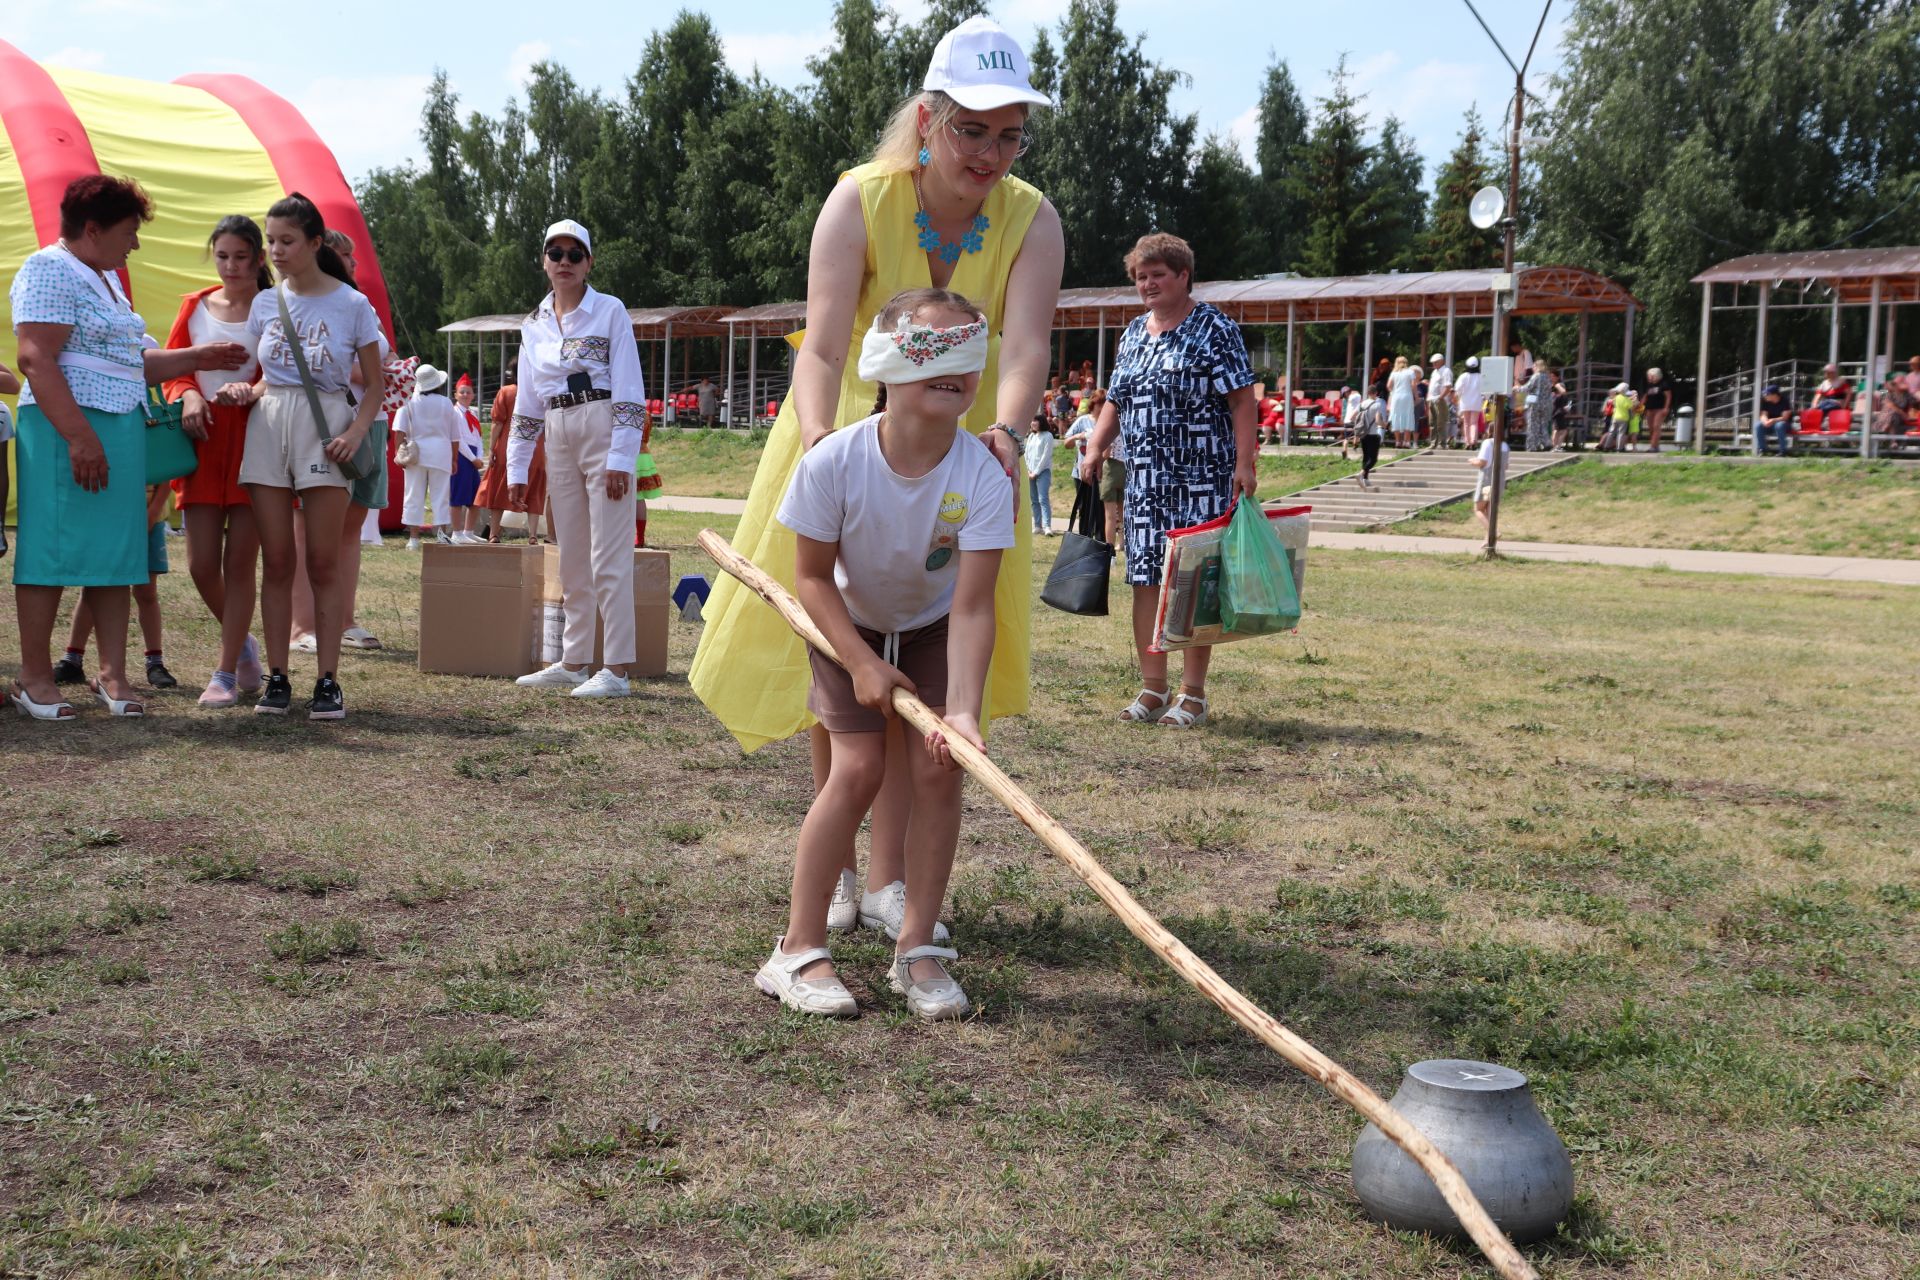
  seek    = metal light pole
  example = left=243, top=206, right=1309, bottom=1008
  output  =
left=1465, top=0, right=1552, bottom=558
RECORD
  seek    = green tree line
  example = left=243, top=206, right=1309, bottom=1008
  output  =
left=359, top=0, right=1918, bottom=379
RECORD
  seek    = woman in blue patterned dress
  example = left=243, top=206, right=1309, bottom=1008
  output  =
left=1080, top=233, right=1257, bottom=730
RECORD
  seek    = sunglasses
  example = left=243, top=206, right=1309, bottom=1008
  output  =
left=545, top=246, right=588, bottom=265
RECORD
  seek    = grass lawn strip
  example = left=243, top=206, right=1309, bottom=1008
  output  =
left=1398, top=456, right=1920, bottom=558
left=0, top=510, right=1914, bottom=1277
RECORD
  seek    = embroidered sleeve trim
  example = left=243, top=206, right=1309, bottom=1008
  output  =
left=511, top=413, right=544, bottom=440
left=612, top=401, right=646, bottom=431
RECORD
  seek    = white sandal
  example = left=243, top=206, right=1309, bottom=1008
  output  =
left=890, top=945, right=970, bottom=1021
left=90, top=680, right=145, bottom=718
left=9, top=683, right=75, bottom=721
left=1159, top=692, right=1208, bottom=729
left=1118, top=687, right=1170, bottom=723
left=754, top=937, right=858, bottom=1018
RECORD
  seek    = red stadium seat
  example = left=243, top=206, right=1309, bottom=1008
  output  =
left=1824, top=410, right=1853, bottom=435
left=647, top=399, right=663, bottom=415
left=765, top=400, right=778, bottom=417
left=1797, top=409, right=1824, bottom=434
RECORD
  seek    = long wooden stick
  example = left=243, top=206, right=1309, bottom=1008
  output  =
left=698, top=529, right=1538, bottom=1280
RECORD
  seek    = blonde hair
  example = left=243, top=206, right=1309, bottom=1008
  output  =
left=872, top=91, right=965, bottom=173
left=323, top=228, right=355, bottom=258
left=1125, top=232, right=1195, bottom=283
left=1393, top=355, right=1409, bottom=370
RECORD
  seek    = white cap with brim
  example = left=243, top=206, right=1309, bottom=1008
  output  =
left=924, top=16, right=1051, bottom=111
left=1430, top=352, right=1445, bottom=363
left=543, top=218, right=592, bottom=256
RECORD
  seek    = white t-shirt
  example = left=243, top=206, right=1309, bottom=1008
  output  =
left=1474, top=438, right=1511, bottom=496
left=777, top=415, right=1015, bottom=633
left=1022, top=428, right=1055, bottom=475
left=248, top=281, right=383, bottom=394
left=187, top=298, right=258, bottom=399
left=393, top=393, right=464, bottom=471
left=1427, top=365, right=1453, bottom=398
left=1455, top=370, right=1485, bottom=412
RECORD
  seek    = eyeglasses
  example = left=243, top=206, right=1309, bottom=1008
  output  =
left=947, top=122, right=1032, bottom=160
left=545, top=246, right=587, bottom=265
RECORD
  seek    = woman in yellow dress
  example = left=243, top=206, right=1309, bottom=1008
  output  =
left=691, top=16, right=1063, bottom=944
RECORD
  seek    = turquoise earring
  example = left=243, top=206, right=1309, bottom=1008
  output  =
left=918, top=145, right=930, bottom=166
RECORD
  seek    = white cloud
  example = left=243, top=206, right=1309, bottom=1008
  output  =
left=721, top=29, right=831, bottom=85
left=1227, top=103, right=1259, bottom=163
left=294, top=74, right=434, bottom=182
left=42, top=46, right=108, bottom=71
left=507, top=41, right=551, bottom=92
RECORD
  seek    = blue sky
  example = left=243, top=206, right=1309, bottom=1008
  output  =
left=8, top=0, right=1566, bottom=187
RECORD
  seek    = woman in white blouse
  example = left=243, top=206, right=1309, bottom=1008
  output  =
left=394, top=363, right=459, bottom=547
left=509, top=219, right=647, bottom=700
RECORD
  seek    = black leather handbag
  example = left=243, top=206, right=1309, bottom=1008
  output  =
left=1040, top=479, right=1114, bottom=616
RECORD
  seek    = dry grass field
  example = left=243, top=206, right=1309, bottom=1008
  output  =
left=2, top=510, right=1915, bottom=1278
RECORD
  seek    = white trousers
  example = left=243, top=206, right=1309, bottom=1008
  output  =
left=544, top=400, right=636, bottom=667
left=402, top=465, right=450, bottom=527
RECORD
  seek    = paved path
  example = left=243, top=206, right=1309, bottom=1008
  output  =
left=652, top=495, right=1919, bottom=587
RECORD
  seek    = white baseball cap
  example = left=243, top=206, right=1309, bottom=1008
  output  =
left=1465, top=356, right=1480, bottom=368
left=1430, top=352, right=1444, bottom=364
left=543, top=218, right=592, bottom=256
left=923, top=17, right=1051, bottom=111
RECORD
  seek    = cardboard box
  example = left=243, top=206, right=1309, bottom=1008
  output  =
left=418, top=544, right=546, bottom=677
left=538, top=545, right=671, bottom=677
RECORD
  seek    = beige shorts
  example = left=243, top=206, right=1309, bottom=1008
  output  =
left=240, top=384, right=354, bottom=492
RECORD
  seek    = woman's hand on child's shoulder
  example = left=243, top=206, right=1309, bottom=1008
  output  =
left=852, top=656, right=914, bottom=718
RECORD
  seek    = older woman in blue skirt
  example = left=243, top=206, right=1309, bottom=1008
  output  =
left=8, top=175, right=246, bottom=720
left=1080, top=232, right=1257, bottom=730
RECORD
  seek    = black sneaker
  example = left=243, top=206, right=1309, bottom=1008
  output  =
left=145, top=659, right=178, bottom=690
left=308, top=675, right=345, bottom=721
left=254, top=672, right=293, bottom=716
left=52, top=656, right=86, bottom=685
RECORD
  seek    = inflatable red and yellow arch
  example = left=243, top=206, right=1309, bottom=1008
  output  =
left=0, top=41, right=398, bottom=521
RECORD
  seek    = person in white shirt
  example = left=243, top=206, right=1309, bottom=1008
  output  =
left=1426, top=353, right=1455, bottom=445
left=1472, top=433, right=1510, bottom=524
left=757, top=287, right=1013, bottom=1021
left=1022, top=415, right=1056, bottom=535
left=1454, top=356, right=1486, bottom=447
left=216, top=193, right=383, bottom=721
left=510, top=219, right=648, bottom=700
left=393, top=364, right=462, bottom=547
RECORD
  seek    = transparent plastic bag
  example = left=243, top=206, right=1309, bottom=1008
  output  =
left=1151, top=504, right=1309, bottom=652
left=1221, top=499, right=1302, bottom=635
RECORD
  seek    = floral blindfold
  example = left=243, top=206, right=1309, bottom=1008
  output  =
left=856, top=315, right=989, bottom=385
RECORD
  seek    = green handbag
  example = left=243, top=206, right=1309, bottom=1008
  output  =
left=143, top=386, right=199, bottom=486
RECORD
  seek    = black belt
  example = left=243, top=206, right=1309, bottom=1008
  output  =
left=546, top=388, right=611, bottom=410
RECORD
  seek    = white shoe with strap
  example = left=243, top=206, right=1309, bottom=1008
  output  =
left=1159, top=691, right=1209, bottom=729
left=1119, top=687, right=1170, bottom=723
left=890, top=945, right=970, bottom=1021
left=755, top=937, right=858, bottom=1018
left=858, top=880, right=950, bottom=943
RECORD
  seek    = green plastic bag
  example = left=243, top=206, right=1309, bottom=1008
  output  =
left=1220, top=500, right=1301, bottom=635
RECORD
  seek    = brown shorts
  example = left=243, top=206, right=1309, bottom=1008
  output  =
left=808, top=615, right=950, bottom=734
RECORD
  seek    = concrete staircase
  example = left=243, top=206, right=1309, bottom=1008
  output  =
left=1286, top=448, right=1576, bottom=532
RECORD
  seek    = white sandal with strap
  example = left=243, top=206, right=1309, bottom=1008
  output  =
left=1159, top=692, right=1208, bottom=729
left=1119, top=687, right=1170, bottom=723
left=755, top=937, right=858, bottom=1018
left=890, top=945, right=970, bottom=1021
left=90, top=680, right=145, bottom=718
left=10, top=683, right=75, bottom=722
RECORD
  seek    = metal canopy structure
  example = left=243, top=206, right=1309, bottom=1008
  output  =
left=720, top=303, right=809, bottom=426
left=1689, top=246, right=1920, bottom=458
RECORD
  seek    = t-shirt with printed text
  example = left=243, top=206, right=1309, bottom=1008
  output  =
left=247, top=281, right=383, bottom=395
left=777, top=415, right=1015, bottom=634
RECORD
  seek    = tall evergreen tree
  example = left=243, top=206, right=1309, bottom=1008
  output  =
left=1363, top=116, right=1427, bottom=270
left=1174, top=136, right=1265, bottom=280
left=1019, top=0, right=1196, bottom=286
left=1288, top=59, right=1379, bottom=279
left=1418, top=107, right=1500, bottom=271
left=1252, top=58, right=1309, bottom=272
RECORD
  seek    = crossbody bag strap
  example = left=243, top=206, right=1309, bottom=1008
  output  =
left=277, top=283, right=334, bottom=448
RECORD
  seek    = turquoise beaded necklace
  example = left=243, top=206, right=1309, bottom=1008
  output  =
left=913, top=169, right=989, bottom=266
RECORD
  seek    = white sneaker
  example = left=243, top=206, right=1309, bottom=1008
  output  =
left=452, top=531, right=484, bottom=545
left=859, top=880, right=950, bottom=943
left=515, top=661, right=589, bottom=689
left=570, top=668, right=632, bottom=699
left=406, top=536, right=421, bottom=551
left=890, top=945, right=969, bottom=1020
left=826, top=868, right=858, bottom=932
left=755, top=937, right=857, bottom=1018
